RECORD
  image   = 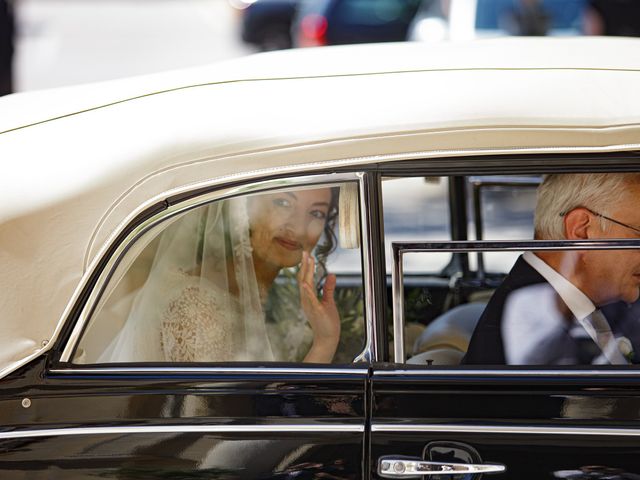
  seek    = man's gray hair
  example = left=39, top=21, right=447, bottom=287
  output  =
left=534, top=173, right=640, bottom=239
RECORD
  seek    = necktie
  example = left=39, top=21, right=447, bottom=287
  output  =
left=589, top=309, right=628, bottom=365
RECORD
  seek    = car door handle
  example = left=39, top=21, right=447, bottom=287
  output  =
left=378, top=457, right=506, bottom=477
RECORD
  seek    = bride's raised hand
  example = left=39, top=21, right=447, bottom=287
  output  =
left=298, top=251, right=341, bottom=363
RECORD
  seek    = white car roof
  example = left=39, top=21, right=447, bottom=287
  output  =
left=2, top=37, right=640, bottom=377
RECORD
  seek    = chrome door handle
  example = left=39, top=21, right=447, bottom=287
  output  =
left=378, top=457, right=506, bottom=477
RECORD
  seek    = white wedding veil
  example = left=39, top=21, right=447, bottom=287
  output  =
left=94, top=196, right=274, bottom=363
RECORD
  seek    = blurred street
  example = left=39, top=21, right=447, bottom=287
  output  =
left=14, top=0, right=253, bottom=92
left=12, top=0, right=640, bottom=93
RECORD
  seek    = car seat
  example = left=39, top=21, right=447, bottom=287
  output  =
left=407, top=302, right=487, bottom=365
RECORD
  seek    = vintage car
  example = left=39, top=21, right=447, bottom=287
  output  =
left=2, top=37, right=640, bottom=479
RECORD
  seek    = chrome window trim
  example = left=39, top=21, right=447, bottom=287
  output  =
left=392, top=239, right=640, bottom=363
left=374, top=369, right=640, bottom=377
left=50, top=367, right=370, bottom=375
left=35, top=151, right=640, bottom=376
left=371, top=424, right=640, bottom=437
left=60, top=172, right=371, bottom=364
left=354, top=172, right=378, bottom=362
left=0, top=424, right=365, bottom=441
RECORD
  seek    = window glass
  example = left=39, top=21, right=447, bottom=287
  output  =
left=74, top=182, right=365, bottom=365
left=467, top=175, right=538, bottom=273
left=382, top=176, right=450, bottom=361
left=387, top=172, right=640, bottom=367
left=382, top=176, right=451, bottom=274
left=404, top=248, right=640, bottom=366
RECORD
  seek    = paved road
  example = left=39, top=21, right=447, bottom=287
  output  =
left=14, top=0, right=254, bottom=92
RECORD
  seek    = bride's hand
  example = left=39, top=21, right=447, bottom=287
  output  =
left=298, top=251, right=341, bottom=363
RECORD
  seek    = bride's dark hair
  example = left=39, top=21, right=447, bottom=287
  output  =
left=314, top=186, right=340, bottom=283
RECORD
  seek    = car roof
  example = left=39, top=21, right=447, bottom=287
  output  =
left=3, top=36, right=639, bottom=136
left=2, top=37, right=640, bottom=378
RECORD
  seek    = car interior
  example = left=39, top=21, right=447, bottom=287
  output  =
left=383, top=175, right=540, bottom=365
left=76, top=172, right=640, bottom=368
left=74, top=173, right=545, bottom=366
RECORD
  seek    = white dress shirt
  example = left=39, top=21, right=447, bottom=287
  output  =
left=521, top=251, right=623, bottom=364
left=522, top=251, right=595, bottom=326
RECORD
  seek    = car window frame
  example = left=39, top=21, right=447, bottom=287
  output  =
left=55, top=171, right=382, bottom=369
left=376, top=152, right=640, bottom=371
left=50, top=152, right=640, bottom=374
left=392, top=238, right=640, bottom=365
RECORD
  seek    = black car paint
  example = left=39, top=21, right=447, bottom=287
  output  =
left=0, top=357, right=366, bottom=478
left=4, top=356, right=640, bottom=478
left=371, top=367, right=640, bottom=479
left=5, top=158, right=640, bottom=477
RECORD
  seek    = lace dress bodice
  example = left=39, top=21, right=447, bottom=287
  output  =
left=159, top=270, right=243, bottom=362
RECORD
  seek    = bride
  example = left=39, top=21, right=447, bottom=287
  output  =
left=98, top=186, right=344, bottom=364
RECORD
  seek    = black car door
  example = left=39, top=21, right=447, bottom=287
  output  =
left=0, top=358, right=367, bottom=479
left=370, top=172, right=640, bottom=479
left=0, top=175, right=370, bottom=479
left=368, top=238, right=640, bottom=479
left=370, top=364, right=640, bottom=479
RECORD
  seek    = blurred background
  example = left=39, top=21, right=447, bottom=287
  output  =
left=4, top=0, right=252, bottom=93
left=1, top=0, right=639, bottom=95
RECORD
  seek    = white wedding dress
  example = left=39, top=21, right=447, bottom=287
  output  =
left=96, top=197, right=274, bottom=363
left=158, top=269, right=243, bottom=362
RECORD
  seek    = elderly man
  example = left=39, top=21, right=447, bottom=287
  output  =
left=464, top=173, right=640, bottom=365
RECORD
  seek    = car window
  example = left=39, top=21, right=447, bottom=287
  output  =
left=73, top=182, right=365, bottom=365
left=382, top=176, right=451, bottom=274
left=385, top=172, right=640, bottom=367
left=467, top=175, right=538, bottom=273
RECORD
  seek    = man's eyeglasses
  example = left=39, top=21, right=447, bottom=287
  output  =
left=560, top=207, right=640, bottom=236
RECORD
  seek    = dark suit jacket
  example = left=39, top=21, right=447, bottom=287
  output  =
left=463, top=255, right=640, bottom=365
left=463, top=256, right=546, bottom=365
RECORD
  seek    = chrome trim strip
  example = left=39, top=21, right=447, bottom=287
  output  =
left=392, top=239, right=640, bottom=254
left=0, top=424, right=365, bottom=440
left=374, top=369, right=640, bottom=377
left=50, top=367, right=369, bottom=375
left=391, top=238, right=640, bottom=366
left=60, top=172, right=363, bottom=363
left=371, top=424, right=640, bottom=437
left=354, top=172, right=377, bottom=363
left=392, top=241, right=404, bottom=363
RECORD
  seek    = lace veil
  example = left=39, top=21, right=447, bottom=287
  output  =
left=97, top=196, right=273, bottom=362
